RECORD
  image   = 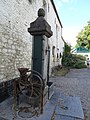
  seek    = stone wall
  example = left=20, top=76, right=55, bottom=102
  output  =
left=0, top=0, right=64, bottom=82
left=0, top=0, right=44, bottom=102
left=0, top=0, right=64, bottom=102
left=0, top=0, right=43, bottom=82
left=0, top=79, right=13, bottom=102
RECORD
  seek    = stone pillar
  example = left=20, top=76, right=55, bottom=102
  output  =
left=28, top=8, right=53, bottom=103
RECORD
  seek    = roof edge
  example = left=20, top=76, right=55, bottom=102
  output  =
left=50, top=0, right=63, bottom=28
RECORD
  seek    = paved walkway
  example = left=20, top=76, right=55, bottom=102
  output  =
left=50, top=68, right=90, bottom=120
left=0, top=68, right=90, bottom=120
left=0, top=89, right=84, bottom=120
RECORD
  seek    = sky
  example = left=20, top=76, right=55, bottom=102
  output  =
left=53, top=0, right=90, bottom=47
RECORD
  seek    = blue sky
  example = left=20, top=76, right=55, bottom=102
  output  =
left=53, top=0, right=90, bottom=47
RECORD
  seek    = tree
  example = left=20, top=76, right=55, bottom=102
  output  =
left=63, top=42, right=71, bottom=55
left=76, top=21, right=90, bottom=49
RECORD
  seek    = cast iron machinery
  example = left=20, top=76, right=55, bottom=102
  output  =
left=13, top=68, right=45, bottom=118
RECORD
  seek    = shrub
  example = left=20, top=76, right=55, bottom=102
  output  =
left=62, top=53, right=87, bottom=69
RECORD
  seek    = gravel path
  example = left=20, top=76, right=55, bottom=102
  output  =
left=50, top=68, right=90, bottom=120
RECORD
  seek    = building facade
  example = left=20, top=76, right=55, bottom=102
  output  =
left=0, top=0, right=64, bottom=83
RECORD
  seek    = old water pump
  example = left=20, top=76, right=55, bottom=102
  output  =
left=13, top=8, right=53, bottom=118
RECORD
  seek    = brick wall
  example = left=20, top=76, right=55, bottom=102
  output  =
left=0, top=79, right=13, bottom=102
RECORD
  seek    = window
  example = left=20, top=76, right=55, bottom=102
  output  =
left=60, top=53, right=62, bottom=58
left=48, top=3, right=49, bottom=12
left=52, top=46, right=55, bottom=56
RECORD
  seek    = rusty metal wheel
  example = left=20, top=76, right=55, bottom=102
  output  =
left=19, top=70, right=45, bottom=100
left=13, top=69, right=45, bottom=118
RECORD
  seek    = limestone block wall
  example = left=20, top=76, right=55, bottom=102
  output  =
left=0, top=0, right=43, bottom=82
left=0, top=0, right=64, bottom=102
left=0, top=0, right=64, bottom=83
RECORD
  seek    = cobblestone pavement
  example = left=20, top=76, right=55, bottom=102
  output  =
left=50, top=68, right=90, bottom=120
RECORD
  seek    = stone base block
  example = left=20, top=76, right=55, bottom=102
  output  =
left=48, top=81, right=54, bottom=99
left=43, top=85, right=48, bottom=105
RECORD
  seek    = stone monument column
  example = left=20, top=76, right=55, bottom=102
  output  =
left=28, top=8, right=53, bottom=104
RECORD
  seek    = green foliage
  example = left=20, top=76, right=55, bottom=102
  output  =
left=63, top=43, right=71, bottom=55
left=76, top=21, right=90, bottom=49
left=62, top=42, right=86, bottom=69
left=62, top=53, right=86, bottom=69
left=52, top=67, right=69, bottom=76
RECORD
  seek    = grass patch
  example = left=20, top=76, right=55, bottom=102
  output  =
left=52, top=67, right=69, bottom=76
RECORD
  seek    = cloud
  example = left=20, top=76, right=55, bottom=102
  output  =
left=62, top=26, right=81, bottom=47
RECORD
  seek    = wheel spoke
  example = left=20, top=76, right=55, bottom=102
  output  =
left=33, top=87, right=42, bottom=95
left=32, top=88, right=41, bottom=97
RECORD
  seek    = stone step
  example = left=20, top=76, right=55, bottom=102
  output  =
left=52, top=90, right=84, bottom=120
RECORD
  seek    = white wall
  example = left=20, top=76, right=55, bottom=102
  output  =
left=45, top=0, right=64, bottom=69
left=0, top=0, right=43, bottom=82
left=0, top=0, right=64, bottom=82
